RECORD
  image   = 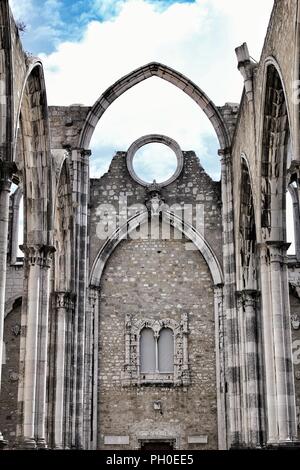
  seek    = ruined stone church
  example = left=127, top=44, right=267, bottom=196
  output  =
left=0, top=0, right=300, bottom=451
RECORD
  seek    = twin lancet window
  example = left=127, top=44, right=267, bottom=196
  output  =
left=122, top=313, right=190, bottom=386
left=140, top=327, right=174, bottom=374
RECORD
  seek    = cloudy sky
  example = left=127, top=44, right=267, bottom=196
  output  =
left=9, top=0, right=275, bottom=181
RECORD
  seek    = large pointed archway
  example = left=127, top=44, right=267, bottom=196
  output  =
left=78, top=62, right=231, bottom=152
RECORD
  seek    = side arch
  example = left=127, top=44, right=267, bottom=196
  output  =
left=13, top=60, right=53, bottom=243
left=78, top=62, right=231, bottom=152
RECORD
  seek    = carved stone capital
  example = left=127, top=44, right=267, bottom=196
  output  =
left=20, top=244, right=56, bottom=268
left=54, top=291, right=75, bottom=310
left=266, top=241, right=290, bottom=264
left=0, top=160, right=17, bottom=192
left=236, top=289, right=259, bottom=309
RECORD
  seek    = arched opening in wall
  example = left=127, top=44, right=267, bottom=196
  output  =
left=133, top=143, right=178, bottom=184
left=239, top=157, right=257, bottom=290
left=261, top=64, right=290, bottom=243
left=88, top=75, right=221, bottom=182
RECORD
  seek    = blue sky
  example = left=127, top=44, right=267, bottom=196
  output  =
left=9, top=0, right=274, bottom=183
left=11, top=1, right=295, bottom=251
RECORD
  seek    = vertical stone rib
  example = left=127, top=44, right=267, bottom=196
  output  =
left=220, top=149, right=242, bottom=447
left=71, top=148, right=90, bottom=448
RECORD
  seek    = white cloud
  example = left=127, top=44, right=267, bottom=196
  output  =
left=9, top=0, right=34, bottom=20
left=15, top=0, right=274, bottom=179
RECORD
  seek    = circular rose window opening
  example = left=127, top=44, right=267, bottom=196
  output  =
left=132, top=142, right=178, bottom=184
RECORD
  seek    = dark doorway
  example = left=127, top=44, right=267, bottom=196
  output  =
left=140, top=441, right=174, bottom=451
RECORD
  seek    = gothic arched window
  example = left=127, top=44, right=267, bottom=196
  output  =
left=158, top=328, right=174, bottom=373
left=140, top=328, right=156, bottom=373
left=140, top=327, right=174, bottom=374
left=123, top=316, right=189, bottom=386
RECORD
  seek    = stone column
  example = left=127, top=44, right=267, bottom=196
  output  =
left=259, top=242, right=298, bottom=444
left=18, top=245, right=46, bottom=448
left=84, top=287, right=99, bottom=450
left=267, top=241, right=297, bottom=443
left=71, top=148, right=90, bottom=449
left=236, top=292, right=248, bottom=445
left=241, top=289, right=261, bottom=447
left=52, top=292, right=72, bottom=449
left=214, top=284, right=227, bottom=449
left=258, top=243, right=277, bottom=444
left=36, top=245, right=55, bottom=449
left=63, top=292, right=75, bottom=450
left=0, top=162, right=16, bottom=388
left=219, top=149, right=242, bottom=447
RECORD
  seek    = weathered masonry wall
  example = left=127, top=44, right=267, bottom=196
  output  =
left=89, top=151, right=223, bottom=270
left=49, top=106, right=91, bottom=150
left=98, top=231, right=218, bottom=450
left=0, top=302, right=22, bottom=448
left=89, top=149, right=222, bottom=449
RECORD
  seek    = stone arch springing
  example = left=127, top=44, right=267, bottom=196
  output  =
left=261, top=61, right=291, bottom=242
left=78, top=62, right=231, bottom=152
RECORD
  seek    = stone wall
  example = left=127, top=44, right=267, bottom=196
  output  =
left=98, top=230, right=218, bottom=450
left=89, top=150, right=222, bottom=270
left=49, top=106, right=91, bottom=150
left=5, top=265, right=24, bottom=305
left=0, top=301, right=22, bottom=448
left=89, top=149, right=222, bottom=449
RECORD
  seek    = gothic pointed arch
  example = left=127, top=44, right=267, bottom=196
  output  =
left=78, top=62, right=231, bottom=152
left=14, top=61, right=52, bottom=245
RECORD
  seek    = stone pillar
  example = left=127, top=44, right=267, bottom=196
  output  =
left=267, top=241, right=297, bottom=442
left=214, top=284, right=227, bottom=449
left=237, top=289, right=261, bottom=447
left=259, top=242, right=298, bottom=444
left=18, top=244, right=54, bottom=449
left=0, top=162, right=15, bottom=388
left=53, top=292, right=73, bottom=449
left=63, top=292, right=75, bottom=450
left=84, top=287, right=99, bottom=450
left=236, top=292, right=248, bottom=445
left=219, top=149, right=242, bottom=447
left=36, top=245, right=55, bottom=449
left=71, top=148, right=91, bottom=449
